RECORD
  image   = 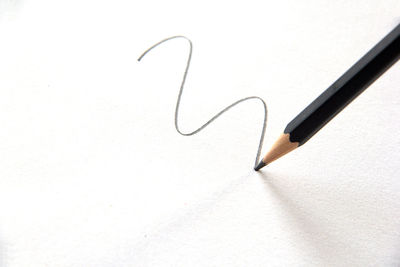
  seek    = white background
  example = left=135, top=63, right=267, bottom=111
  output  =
left=0, top=0, right=399, bottom=266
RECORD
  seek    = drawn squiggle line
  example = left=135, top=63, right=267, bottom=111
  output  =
left=138, top=36, right=267, bottom=168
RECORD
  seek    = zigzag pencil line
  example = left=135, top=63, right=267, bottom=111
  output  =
left=138, top=36, right=267, bottom=168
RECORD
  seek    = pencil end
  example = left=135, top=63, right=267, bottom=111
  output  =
left=254, top=160, right=266, bottom=171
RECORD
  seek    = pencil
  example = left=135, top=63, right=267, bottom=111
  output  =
left=255, top=23, right=400, bottom=171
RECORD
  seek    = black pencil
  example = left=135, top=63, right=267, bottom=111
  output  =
left=255, top=23, right=400, bottom=171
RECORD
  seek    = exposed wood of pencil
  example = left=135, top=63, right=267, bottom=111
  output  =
left=262, top=133, right=299, bottom=165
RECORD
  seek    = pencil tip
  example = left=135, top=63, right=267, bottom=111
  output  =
left=254, top=160, right=266, bottom=171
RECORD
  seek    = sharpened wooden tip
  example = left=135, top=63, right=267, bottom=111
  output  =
left=256, top=133, right=299, bottom=170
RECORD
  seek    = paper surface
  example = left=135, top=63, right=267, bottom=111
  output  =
left=0, top=0, right=399, bottom=266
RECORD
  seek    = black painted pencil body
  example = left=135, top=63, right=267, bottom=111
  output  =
left=255, top=23, right=400, bottom=171
left=287, top=23, right=400, bottom=145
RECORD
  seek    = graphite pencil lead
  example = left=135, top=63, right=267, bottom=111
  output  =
left=254, top=160, right=266, bottom=171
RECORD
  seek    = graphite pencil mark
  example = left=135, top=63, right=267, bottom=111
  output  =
left=138, top=36, right=267, bottom=168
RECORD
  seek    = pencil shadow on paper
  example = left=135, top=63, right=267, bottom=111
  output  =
left=256, top=170, right=400, bottom=266
left=256, top=171, right=337, bottom=264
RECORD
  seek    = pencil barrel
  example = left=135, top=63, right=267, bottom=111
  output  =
left=285, top=24, right=400, bottom=145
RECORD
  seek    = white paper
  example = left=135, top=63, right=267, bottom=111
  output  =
left=0, top=0, right=399, bottom=266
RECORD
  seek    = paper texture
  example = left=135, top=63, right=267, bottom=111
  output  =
left=0, top=0, right=399, bottom=266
